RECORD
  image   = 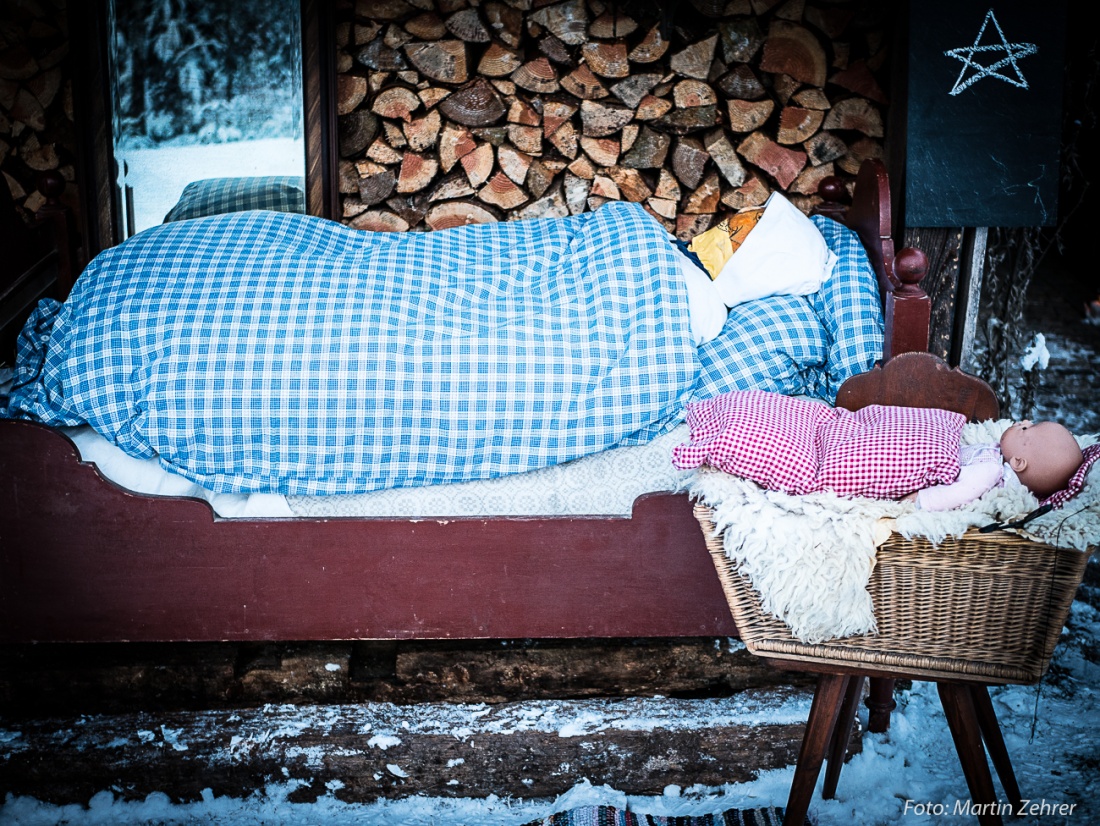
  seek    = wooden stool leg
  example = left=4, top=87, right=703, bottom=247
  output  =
left=937, top=682, right=1003, bottom=826
left=865, top=677, right=896, bottom=732
left=971, top=685, right=1024, bottom=814
left=823, top=675, right=865, bottom=799
left=783, top=673, right=850, bottom=826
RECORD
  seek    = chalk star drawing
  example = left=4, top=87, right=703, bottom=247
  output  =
left=944, top=9, right=1037, bottom=96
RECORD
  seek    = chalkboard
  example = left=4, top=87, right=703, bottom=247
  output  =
left=904, top=1, right=1067, bottom=227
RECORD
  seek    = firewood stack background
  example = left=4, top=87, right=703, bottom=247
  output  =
left=334, top=0, right=890, bottom=237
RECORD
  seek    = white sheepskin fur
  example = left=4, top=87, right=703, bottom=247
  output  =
left=688, top=420, right=1099, bottom=644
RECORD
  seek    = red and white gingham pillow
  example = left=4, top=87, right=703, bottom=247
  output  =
left=674, top=391, right=967, bottom=499
left=817, top=404, right=965, bottom=498
left=673, top=390, right=832, bottom=494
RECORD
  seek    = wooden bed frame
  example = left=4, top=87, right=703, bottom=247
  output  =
left=0, top=161, right=933, bottom=659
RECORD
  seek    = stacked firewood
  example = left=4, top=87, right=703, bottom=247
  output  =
left=0, top=2, right=75, bottom=218
left=335, top=0, right=888, bottom=236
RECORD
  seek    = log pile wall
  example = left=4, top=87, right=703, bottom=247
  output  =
left=334, top=0, right=890, bottom=236
left=0, top=0, right=77, bottom=221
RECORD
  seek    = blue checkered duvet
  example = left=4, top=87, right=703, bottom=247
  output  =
left=7, top=203, right=699, bottom=494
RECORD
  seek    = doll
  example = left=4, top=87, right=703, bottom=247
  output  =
left=910, top=420, right=1082, bottom=511
left=672, top=390, right=1085, bottom=510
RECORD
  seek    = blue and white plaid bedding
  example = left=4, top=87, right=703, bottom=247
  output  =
left=691, top=215, right=883, bottom=404
left=163, top=176, right=306, bottom=223
left=6, top=203, right=698, bottom=494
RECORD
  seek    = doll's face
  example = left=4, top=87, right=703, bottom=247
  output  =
left=1000, top=421, right=1083, bottom=498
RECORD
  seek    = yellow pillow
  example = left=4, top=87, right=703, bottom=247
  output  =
left=688, top=208, right=766, bottom=279
left=687, top=223, right=733, bottom=280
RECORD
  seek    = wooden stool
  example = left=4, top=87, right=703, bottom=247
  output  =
left=781, top=665, right=1023, bottom=826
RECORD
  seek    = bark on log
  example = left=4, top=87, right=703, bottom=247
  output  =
left=635, top=95, right=673, bottom=121
left=372, top=86, right=422, bottom=122
left=579, top=99, right=634, bottom=138
left=610, top=73, right=662, bottom=108
left=629, top=24, right=670, bottom=63
left=350, top=209, right=410, bottom=232
left=328, top=0, right=889, bottom=236
left=777, top=106, right=824, bottom=145
left=528, top=0, right=589, bottom=46
left=512, top=57, right=560, bottom=93
left=479, top=171, right=528, bottom=208
left=484, top=2, right=524, bottom=48
left=582, top=42, right=630, bottom=79
left=446, top=8, right=490, bottom=42
left=673, top=79, right=718, bottom=109
left=737, top=132, right=806, bottom=188
left=759, top=20, right=826, bottom=87
left=822, top=97, right=884, bottom=137
left=397, top=152, right=438, bottom=193
left=460, top=141, right=495, bottom=186
left=478, top=43, right=524, bottom=77
left=425, top=200, right=499, bottom=229
left=671, top=136, right=709, bottom=189
left=669, top=34, right=718, bottom=81
left=404, top=40, right=468, bottom=84
left=620, top=126, right=669, bottom=169
left=439, top=78, right=506, bottom=126
left=561, top=64, right=609, bottom=100
left=704, top=129, right=747, bottom=187
left=579, top=136, right=620, bottom=167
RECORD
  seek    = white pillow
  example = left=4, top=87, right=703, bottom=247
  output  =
left=673, top=246, right=728, bottom=346
left=712, top=192, right=837, bottom=308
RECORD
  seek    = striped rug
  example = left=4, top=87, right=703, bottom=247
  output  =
left=522, top=804, right=807, bottom=826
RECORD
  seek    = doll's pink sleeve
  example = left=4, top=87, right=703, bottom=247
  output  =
left=915, top=459, right=1003, bottom=511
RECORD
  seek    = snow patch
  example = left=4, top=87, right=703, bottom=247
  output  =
left=1020, top=333, right=1050, bottom=371
left=367, top=734, right=402, bottom=750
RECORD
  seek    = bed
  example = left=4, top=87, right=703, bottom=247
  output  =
left=0, top=160, right=933, bottom=672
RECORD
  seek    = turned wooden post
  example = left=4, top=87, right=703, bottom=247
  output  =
left=885, top=247, right=931, bottom=358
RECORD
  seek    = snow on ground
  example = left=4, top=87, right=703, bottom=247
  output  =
left=118, top=138, right=305, bottom=234
left=2, top=590, right=1097, bottom=825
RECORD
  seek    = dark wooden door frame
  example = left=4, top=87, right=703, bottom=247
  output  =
left=70, top=0, right=338, bottom=263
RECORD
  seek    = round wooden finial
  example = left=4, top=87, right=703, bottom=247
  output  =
left=36, top=170, right=66, bottom=199
left=895, top=247, right=927, bottom=285
left=817, top=175, right=847, bottom=204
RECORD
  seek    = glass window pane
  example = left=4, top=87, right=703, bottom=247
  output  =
left=109, top=0, right=305, bottom=235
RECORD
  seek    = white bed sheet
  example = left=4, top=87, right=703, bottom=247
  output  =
left=59, top=424, right=691, bottom=519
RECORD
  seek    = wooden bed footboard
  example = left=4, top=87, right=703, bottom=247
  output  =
left=0, top=420, right=736, bottom=643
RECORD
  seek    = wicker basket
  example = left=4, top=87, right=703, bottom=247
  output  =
left=695, top=504, right=1092, bottom=685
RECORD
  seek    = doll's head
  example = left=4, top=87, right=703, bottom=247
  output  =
left=999, top=421, right=1083, bottom=499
